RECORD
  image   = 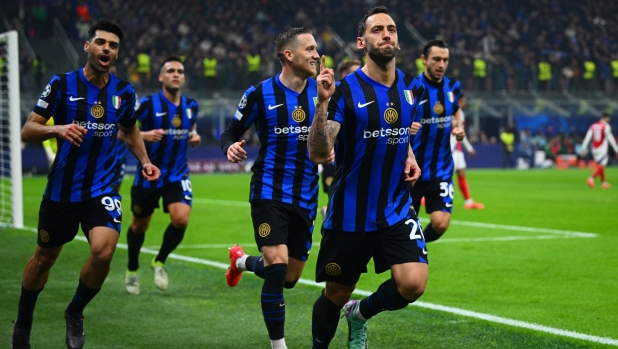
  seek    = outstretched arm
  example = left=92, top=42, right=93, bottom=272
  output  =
left=309, top=56, right=340, bottom=164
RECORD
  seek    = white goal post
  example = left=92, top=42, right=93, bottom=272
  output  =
left=0, top=30, right=23, bottom=228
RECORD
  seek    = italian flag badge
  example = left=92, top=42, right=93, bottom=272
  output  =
left=404, top=90, right=414, bottom=105
left=112, top=96, right=121, bottom=109
left=447, top=92, right=455, bottom=103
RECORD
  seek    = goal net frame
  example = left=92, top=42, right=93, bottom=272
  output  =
left=0, top=30, right=23, bottom=228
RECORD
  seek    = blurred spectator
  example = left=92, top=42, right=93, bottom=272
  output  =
left=501, top=126, right=516, bottom=168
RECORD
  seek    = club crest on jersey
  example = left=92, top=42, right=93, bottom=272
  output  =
left=91, top=102, right=105, bottom=118
left=186, top=108, right=193, bottom=119
left=433, top=101, right=444, bottom=115
left=112, top=95, right=122, bottom=109
left=292, top=106, right=306, bottom=122
left=447, top=92, right=455, bottom=103
left=172, top=115, right=182, bottom=127
left=403, top=90, right=414, bottom=105
left=384, top=107, right=398, bottom=124
left=313, top=97, right=317, bottom=106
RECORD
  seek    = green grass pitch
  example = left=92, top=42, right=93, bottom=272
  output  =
left=1, top=168, right=617, bottom=348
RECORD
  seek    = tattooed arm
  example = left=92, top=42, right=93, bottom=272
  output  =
left=309, top=56, right=340, bottom=164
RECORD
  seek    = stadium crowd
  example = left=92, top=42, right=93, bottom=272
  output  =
left=3, top=0, right=618, bottom=93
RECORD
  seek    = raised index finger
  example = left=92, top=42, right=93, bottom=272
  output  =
left=320, top=55, right=326, bottom=73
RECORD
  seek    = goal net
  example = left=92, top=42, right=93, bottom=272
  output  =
left=0, top=31, right=23, bottom=228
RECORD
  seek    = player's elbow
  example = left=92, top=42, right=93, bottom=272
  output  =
left=309, top=151, right=327, bottom=165
left=21, top=126, right=36, bottom=143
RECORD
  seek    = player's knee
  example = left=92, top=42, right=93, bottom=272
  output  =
left=398, top=279, right=426, bottom=301
left=325, top=282, right=354, bottom=306
left=432, top=220, right=449, bottom=234
left=131, top=222, right=149, bottom=234
left=171, top=216, right=189, bottom=230
left=284, top=279, right=298, bottom=289
left=34, top=251, right=60, bottom=270
left=90, top=247, right=115, bottom=266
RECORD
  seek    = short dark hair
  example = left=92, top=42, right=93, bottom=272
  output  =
left=88, top=18, right=124, bottom=41
left=358, top=6, right=389, bottom=38
left=601, top=112, right=611, bottom=119
left=422, top=40, right=448, bottom=57
left=274, top=27, right=312, bottom=63
left=460, top=92, right=466, bottom=99
left=160, top=55, right=184, bottom=71
left=337, top=59, right=362, bottom=76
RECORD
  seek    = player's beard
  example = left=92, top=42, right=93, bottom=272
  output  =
left=88, top=52, right=114, bottom=74
left=367, top=42, right=397, bottom=67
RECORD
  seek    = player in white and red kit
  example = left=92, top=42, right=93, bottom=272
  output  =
left=450, top=94, right=484, bottom=209
left=580, top=112, right=618, bottom=189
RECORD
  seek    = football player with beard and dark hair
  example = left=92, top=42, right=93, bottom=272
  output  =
left=12, top=18, right=159, bottom=349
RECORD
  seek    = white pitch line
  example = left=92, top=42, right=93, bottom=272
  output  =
left=192, top=198, right=598, bottom=238
left=146, top=234, right=585, bottom=250
left=8, top=225, right=617, bottom=346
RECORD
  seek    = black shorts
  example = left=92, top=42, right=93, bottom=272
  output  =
left=37, top=194, right=123, bottom=248
left=250, top=200, right=315, bottom=261
left=130, top=178, right=192, bottom=218
left=315, top=208, right=427, bottom=285
left=410, top=177, right=454, bottom=214
left=321, top=163, right=336, bottom=194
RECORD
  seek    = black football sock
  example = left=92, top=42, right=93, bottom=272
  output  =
left=261, top=263, right=287, bottom=340
left=423, top=223, right=443, bottom=242
left=15, top=284, right=43, bottom=330
left=156, top=223, right=186, bottom=263
left=67, top=279, right=100, bottom=316
left=245, top=256, right=265, bottom=278
left=359, top=278, right=411, bottom=320
left=126, top=227, right=145, bottom=271
left=311, top=290, right=343, bottom=348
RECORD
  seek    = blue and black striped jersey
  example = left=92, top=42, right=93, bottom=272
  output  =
left=411, top=74, right=461, bottom=181
left=32, top=68, right=137, bottom=202
left=132, top=91, right=198, bottom=188
left=325, top=68, right=426, bottom=232
left=219, top=74, right=319, bottom=212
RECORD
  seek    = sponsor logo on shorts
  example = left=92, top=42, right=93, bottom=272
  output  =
left=258, top=223, right=271, bottom=237
left=325, top=262, right=341, bottom=276
left=133, top=205, right=142, bottom=215
left=39, top=229, right=50, bottom=242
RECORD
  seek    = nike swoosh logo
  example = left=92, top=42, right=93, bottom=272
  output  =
left=358, top=101, right=375, bottom=108
left=419, top=100, right=428, bottom=105
left=422, top=249, right=427, bottom=255
left=184, top=195, right=192, bottom=201
left=279, top=303, right=285, bottom=307
left=69, top=96, right=84, bottom=101
left=113, top=217, right=121, bottom=223
left=268, top=104, right=284, bottom=110
left=445, top=203, right=453, bottom=207
left=155, top=112, right=167, bottom=116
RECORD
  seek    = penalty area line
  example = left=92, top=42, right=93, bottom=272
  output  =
left=10, top=225, right=617, bottom=346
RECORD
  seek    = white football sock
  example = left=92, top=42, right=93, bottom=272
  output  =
left=271, top=338, right=287, bottom=349
left=236, top=254, right=249, bottom=271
